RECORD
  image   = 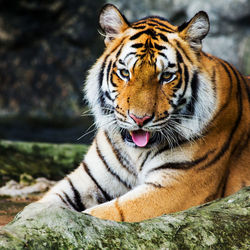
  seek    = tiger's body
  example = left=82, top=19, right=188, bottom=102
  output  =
left=40, top=4, right=250, bottom=222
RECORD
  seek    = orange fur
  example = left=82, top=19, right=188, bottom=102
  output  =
left=84, top=7, right=249, bottom=222
left=41, top=5, right=249, bottom=223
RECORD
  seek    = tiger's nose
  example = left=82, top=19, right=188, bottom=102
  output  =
left=129, top=114, right=152, bottom=127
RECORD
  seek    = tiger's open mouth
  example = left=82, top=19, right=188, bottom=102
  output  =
left=121, top=129, right=159, bottom=147
left=130, top=130, right=150, bottom=147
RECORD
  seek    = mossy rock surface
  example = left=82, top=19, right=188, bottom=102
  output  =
left=0, top=187, right=249, bottom=249
left=0, top=140, right=88, bottom=185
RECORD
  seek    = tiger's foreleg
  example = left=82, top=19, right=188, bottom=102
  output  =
left=39, top=162, right=107, bottom=211
left=83, top=173, right=210, bottom=222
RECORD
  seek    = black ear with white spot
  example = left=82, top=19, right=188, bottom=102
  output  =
left=99, top=4, right=130, bottom=46
left=178, top=11, right=210, bottom=51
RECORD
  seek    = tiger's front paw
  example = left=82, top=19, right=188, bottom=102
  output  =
left=83, top=200, right=123, bottom=221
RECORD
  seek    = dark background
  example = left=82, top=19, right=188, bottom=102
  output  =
left=0, top=0, right=249, bottom=144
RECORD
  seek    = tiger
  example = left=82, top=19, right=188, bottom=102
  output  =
left=39, top=4, right=250, bottom=222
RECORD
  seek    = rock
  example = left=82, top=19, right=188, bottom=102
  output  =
left=0, top=177, right=56, bottom=197
left=239, top=36, right=250, bottom=75
left=0, top=187, right=249, bottom=249
left=0, top=0, right=105, bottom=143
left=0, top=140, right=88, bottom=186
left=0, top=0, right=105, bottom=118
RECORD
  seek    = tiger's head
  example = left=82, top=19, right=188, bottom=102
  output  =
left=85, top=4, right=216, bottom=148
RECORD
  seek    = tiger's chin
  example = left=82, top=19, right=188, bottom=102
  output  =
left=120, top=129, right=162, bottom=148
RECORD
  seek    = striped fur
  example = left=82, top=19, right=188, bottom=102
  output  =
left=40, top=4, right=250, bottom=222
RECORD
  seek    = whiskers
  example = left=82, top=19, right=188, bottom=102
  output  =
left=153, top=112, right=207, bottom=153
left=81, top=108, right=94, bottom=118
left=77, top=109, right=117, bottom=141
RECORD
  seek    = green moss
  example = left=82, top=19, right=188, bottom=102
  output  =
left=0, top=187, right=249, bottom=249
left=19, top=173, right=35, bottom=186
left=0, top=140, right=88, bottom=185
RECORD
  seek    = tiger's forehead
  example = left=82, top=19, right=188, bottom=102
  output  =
left=115, top=21, right=179, bottom=72
left=131, top=16, right=177, bottom=32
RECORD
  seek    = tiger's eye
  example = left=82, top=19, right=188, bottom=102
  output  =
left=161, top=72, right=176, bottom=83
left=120, top=69, right=130, bottom=78
left=162, top=72, right=172, bottom=80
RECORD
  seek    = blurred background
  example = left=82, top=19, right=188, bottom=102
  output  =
left=0, top=0, right=250, bottom=145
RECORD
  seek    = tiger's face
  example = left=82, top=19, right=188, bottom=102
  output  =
left=85, top=4, right=215, bottom=148
left=110, top=39, right=184, bottom=147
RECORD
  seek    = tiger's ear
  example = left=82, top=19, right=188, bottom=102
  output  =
left=178, top=11, right=210, bottom=51
left=99, top=4, right=130, bottom=46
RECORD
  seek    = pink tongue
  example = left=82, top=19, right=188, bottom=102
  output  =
left=131, top=130, right=150, bottom=147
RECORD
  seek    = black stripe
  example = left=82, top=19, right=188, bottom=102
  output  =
left=130, top=29, right=157, bottom=40
left=124, top=52, right=137, bottom=60
left=150, top=150, right=213, bottom=173
left=176, top=50, right=183, bottom=63
left=168, top=63, right=176, bottom=68
left=115, top=198, right=125, bottom=222
left=199, top=65, right=243, bottom=170
left=231, top=133, right=249, bottom=159
left=185, top=71, right=199, bottom=116
left=147, top=22, right=158, bottom=27
left=147, top=19, right=175, bottom=32
left=154, top=43, right=167, bottom=51
left=118, top=59, right=125, bottom=65
left=115, top=108, right=127, bottom=118
left=174, top=78, right=182, bottom=91
left=132, top=58, right=139, bottom=73
left=56, top=193, right=68, bottom=207
left=110, top=73, right=117, bottom=88
left=116, top=46, right=123, bottom=57
left=106, top=60, right=112, bottom=88
left=132, top=25, right=146, bottom=29
left=211, top=66, right=217, bottom=93
left=104, top=131, right=136, bottom=177
left=156, top=27, right=174, bottom=33
left=131, top=43, right=144, bottom=48
left=147, top=39, right=154, bottom=49
left=145, top=182, right=164, bottom=188
left=98, top=55, right=108, bottom=87
left=173, top=64, right=183, bottom=92
left=176, top=64, right=189, bottom=102
left=98, top=40, right=125, bottom=93
left=203, top=52, right=214, bottom=61
left=99, top=91, right=113, bottom=115
left=139, top=151, right=151, bottom=171
left=217, top=171, right=229, bottom=198
left=98, top=43, right=126, bottom=114
left=130, top=31, right=146, bottom=40
left=63, top=191, right=79, bottom=211
left=158, top=52, right=168, bottom=59
left=183, top=64, right=189, bottom=86
left=178, top=20, right=190, bottom=32
left=66, top=177, right=85, bottom=212
left=221, top=168, right=232, bottom=198
left=176, top=41, right=192, bottom=63
left=82, top=161, right=112, bottom=201
left=210, top=60, right=232, bottom=122
left=151, top=133, right=200, bottom=159
left=104, top=91, right=113, bottom=101
left=98, top=55, right=109, bottom=113
left=158, top=33, right=169, bottom=42
left=139, top=53, right=146, bottom=60
left=96, top=140, right=131, bottom=189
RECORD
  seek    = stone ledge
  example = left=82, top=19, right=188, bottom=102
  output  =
left=0, top=187, right=249, bottom=249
